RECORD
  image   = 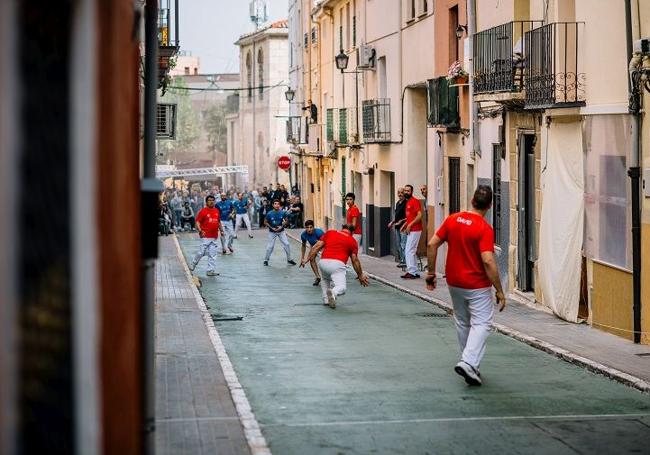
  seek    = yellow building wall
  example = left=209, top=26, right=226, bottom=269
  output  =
left=591, top=262, right=634, bottom=341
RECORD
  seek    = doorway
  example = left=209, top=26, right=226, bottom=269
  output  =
left=517, top=132, right=536, bottom=292
left=367, top=172, right=375, bottom=251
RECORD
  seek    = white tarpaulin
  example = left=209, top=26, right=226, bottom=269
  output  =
left=538, top=121, right=584, bottom=322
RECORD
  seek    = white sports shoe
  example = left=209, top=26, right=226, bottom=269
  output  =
left=454, top=361, right=482, bottom=386
left=188, top=261, right=196, bottom=271
left=326, top=289, right=336, bottom=309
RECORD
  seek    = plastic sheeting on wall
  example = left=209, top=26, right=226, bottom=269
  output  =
left=538, top=121, right=584, bottom=322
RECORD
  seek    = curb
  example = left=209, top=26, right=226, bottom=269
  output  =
left=286, top=232, right=650, bottom=395
left=173, top=235, right=272, bottom=455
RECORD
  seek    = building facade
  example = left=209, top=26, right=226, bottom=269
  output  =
left=235, top=20, right=291, bottom=190
left=289, top=0, right=649, bottom=344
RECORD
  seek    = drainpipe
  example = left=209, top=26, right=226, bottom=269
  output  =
left=468, top=0, right=479, bottom=159
left=625, top=0, right=642, bottom=344
left=142, top=0, right=163, bottom=452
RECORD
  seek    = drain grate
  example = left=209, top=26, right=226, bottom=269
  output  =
left=415, top=312, right=451, bottom=318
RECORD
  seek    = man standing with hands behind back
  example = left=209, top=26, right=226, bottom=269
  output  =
left=425, top=185, right=506, bottom=386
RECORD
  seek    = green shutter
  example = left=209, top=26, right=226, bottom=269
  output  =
left=339, top=108, right=348, bottom=144
left=326, top=108, right=334, bottom=142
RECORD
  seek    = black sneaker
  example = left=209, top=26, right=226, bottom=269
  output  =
left=396, top=263, right=405, bottom=268
left=287, top=259, right=297, bottom=266
left=312, top=278, right=321, bottom=286
left=263, top=260, right=269, bottom=266
left=401, top=272, right=420, bottom=279
left=454, top=361, right=482, bottom=386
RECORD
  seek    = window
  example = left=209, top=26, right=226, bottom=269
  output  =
left=427, top=77, right=459, bottom=128
left=246, top=51, right=252, bottom=100
left=422, top=0, right=428, bottom=14
left=449, top=157, right=461, bottom=214
left=449, top=5, right=459, bottom=64
left=184, top=66, right=190, bottom=75
left=257, top=49, right=264, bottom=100
left=311, top=26, right=318, bottom=45
left=304, top=32, right=309, bottom=48
left=352, top=0, right=356, bottom=47
left=409, top=0, right=416, bottom=20
left=339, top=9, right=343, bottom=51
left=492, top=144, right=502, bottom=245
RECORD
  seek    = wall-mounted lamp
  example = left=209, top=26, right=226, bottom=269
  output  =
left=285, top=87, right=295, bottom=102
left=456, top=24, right=468, bottom=39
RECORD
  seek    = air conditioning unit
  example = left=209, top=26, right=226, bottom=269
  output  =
left=357, top=43, right=376, bottom=69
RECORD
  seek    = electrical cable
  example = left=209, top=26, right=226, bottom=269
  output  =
left=166, top=80, right=289, bottom=93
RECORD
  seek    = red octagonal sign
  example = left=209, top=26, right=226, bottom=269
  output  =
left=277, top=155, right=291, bottom=170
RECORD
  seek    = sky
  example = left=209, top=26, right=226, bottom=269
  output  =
left=178, top=0, right=289, bottom=74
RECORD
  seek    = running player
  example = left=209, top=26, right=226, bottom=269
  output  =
left=189, top=195, right=224, bottom=276
left=216, top=192, right=235, bottom=254
left=425, top=185, right=506, bottom=386
left=298, top=220, right=324, bottom=286
left=263, top=199, right=297, bottom=266
left=345, top=193, right=362, bottom=245
left=234, top=192, right=254, bottom=239
left=304, top=224, right=369, bottom=309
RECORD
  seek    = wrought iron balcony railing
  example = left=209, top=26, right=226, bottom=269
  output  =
left=525, top=22, right=586, bottom=109
left=473, top=21, right=543, bottom=94
left=326, top=108, right=358, bottom=145
left=286, top=116, right=309, bottom=145
left=362, top=99, right=391, bottom=143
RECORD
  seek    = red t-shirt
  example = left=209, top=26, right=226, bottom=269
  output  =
left=196, top=207, right=221, bottom=238
left=346, top=204, right=362, bottom=235
left=435, top=211, right=495, bottom=289
left=320, top=229, right=359, bottom=263
left=405, top=197, right=423, bottom=232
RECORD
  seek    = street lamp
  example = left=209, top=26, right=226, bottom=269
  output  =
left=335, top=49, right=350, bottom=72
left=285, top=87, right=295, bottom=102
left=456, top=24, right=467, bottom=39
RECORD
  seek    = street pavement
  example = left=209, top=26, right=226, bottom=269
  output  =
left=178, top=231, right=650, bottom=455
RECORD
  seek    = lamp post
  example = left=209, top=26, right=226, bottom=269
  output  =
left=335, top=49, right=361, bottom=142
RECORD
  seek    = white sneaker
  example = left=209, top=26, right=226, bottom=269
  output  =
left=188, top=261, right=196, bottom=271
left=454, top=361, right=482, bottom=386
left=326, top=289, right=336, bottom=309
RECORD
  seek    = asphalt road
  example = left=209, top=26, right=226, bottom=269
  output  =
left=180, top=232, right=650, bottom=455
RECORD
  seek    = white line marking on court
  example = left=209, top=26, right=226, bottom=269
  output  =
left=261, top=413, right=650, bottom=428
left=174, top=236, right=272, bottom=455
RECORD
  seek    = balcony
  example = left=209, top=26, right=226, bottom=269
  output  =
left=525, top=22, right=586, bottom=109
left=362, top=99, right=391, bottom=143
left=427, top=77, right=459, bottom=129
left=326, top=108, right=358, bottom=146
left=158, top=0, right=180, bottom=87
left=473, top=21, right=542, bottom=100
left=286, top=116, right=308, bottom=145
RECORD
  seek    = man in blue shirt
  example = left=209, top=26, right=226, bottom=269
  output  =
left=216, top=193, right=235, bottom=254
left=233, top=192, right=254, bottom=239
left=264, top=199, right=296, bottom=266
left=299, top=220, right=325, bottom=285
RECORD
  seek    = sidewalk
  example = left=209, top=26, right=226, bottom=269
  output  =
left=155, top=235, right=251, bottom=455
left=286, top=229, right=650, bottom=392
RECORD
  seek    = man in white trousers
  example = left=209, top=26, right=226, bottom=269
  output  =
left=263, top=199, right=297, bottom=266
left=303, top=224, right=369, bottom=309
left=234, top=192, right=254, bottom=239
left=216, top=192, right=235, bottom=254
left=400, top=184, right=423, bottom=279
left=425, top=185, right=506, bottom=386
left=189, top=195, right=224, bottom=276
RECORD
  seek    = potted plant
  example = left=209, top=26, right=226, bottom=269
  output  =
left=447, top=60, right=469, bottom=85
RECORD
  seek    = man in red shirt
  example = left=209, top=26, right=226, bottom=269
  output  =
left=400, top=184, right=423, bottom=279
left=345, top=192, right=362, bottom=245
left=189, top=195, right=224, bottom=277
left=425, top=185, right=506, bottom=386
left=303, top=224, right=369, bottom=309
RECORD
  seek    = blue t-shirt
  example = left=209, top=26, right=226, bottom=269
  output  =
left=215, top=200, right=234, bottom=221
left=301, top=228, right=324, bottom=246
left=234, top=199, right=249, bottom=214
left=265, top=209, right=287, bottom=231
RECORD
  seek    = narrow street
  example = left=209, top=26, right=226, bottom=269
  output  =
left=177, top=233, right=650, bottom=455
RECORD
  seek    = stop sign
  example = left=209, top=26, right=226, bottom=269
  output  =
left=277, top=155, right=291, bottom=170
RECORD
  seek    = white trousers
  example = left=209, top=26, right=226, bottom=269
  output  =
left=220, top=222, right=234, bottom=250
left=449, top=286, right=494, bottom=369
left=235, top=213, right=252, bottom=236
left=264, top=231, right=291, bottom=261
left=405, top=231, right=421, bottom=274
left=318, top=258, right=347, bottom=304
left=353, top=233, right=362, bottom=246
left=192, top=237, right=219, bottom=272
